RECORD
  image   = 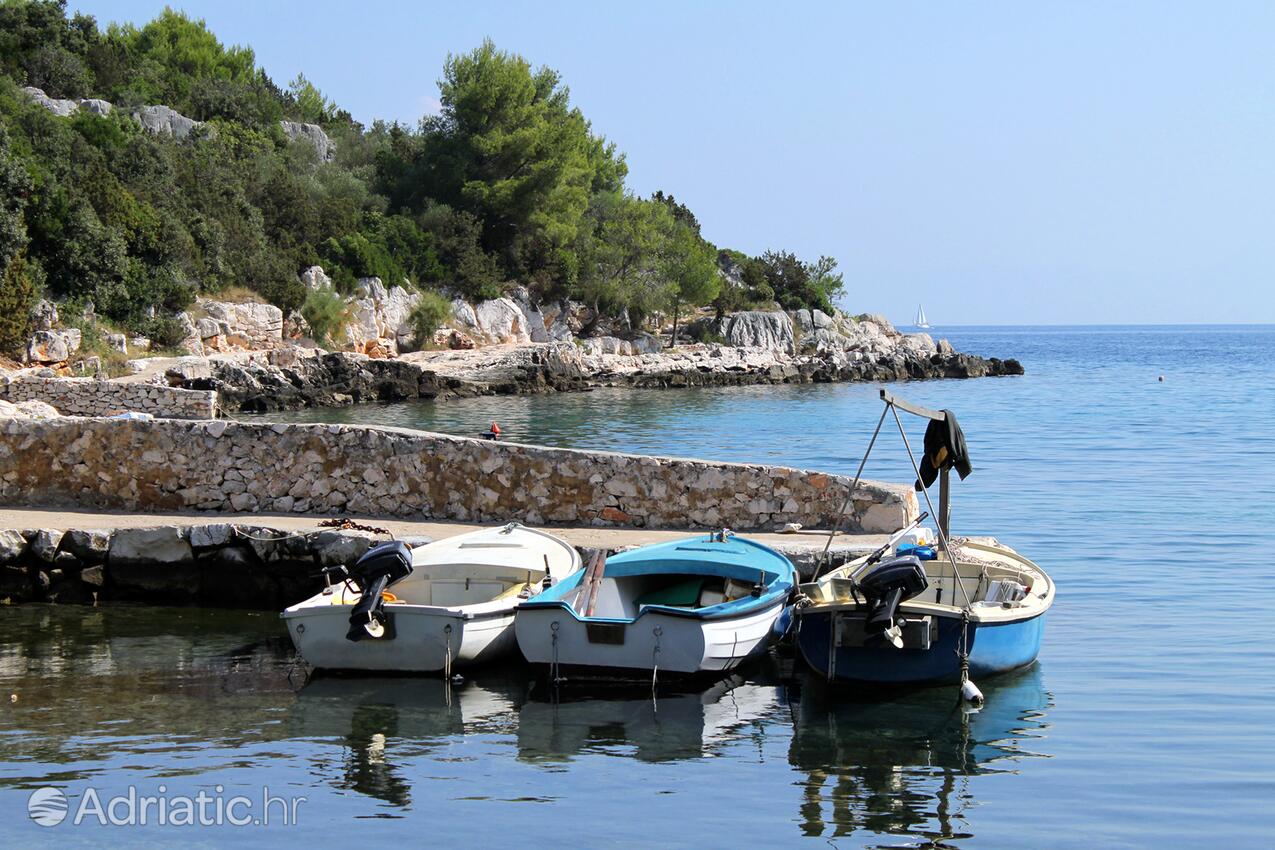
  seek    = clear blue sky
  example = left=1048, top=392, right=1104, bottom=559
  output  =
left=71, top=0, right=1274, bottom=325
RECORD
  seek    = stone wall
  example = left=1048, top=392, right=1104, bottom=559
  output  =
left=0, top=377, right=217, bottom=419
left=0, top=417, right=917, bottom=533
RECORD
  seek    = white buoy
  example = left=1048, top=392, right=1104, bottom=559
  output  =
left=960, top=678, right=984, bottom=707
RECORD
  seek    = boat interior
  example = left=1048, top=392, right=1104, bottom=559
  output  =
left=804, top=544, right=1051, bottom=614
left=532, top=548, right=790, bottom=621
left=323, top=561, right=549, bottom=609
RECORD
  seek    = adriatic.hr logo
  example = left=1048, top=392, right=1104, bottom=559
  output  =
left=27, top=786, right=69, bottom=826
left=27, top=784, right=305, bottom=827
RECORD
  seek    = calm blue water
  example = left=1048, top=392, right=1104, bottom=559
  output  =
left=3, top=325, right=1273, bottom=847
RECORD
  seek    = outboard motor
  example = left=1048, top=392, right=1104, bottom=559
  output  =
left=857, top=555, right=928, bottom=649
left=345, top=541, right=412, bottom=642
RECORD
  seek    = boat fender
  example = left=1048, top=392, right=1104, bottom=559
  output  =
left=960, top=678, right=984, bottom=707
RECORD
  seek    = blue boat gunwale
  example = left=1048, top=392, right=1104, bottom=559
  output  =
left=517, top=533, right=796, bottom=623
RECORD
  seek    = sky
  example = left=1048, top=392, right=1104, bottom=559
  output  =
left=69, top=0, right=1275, bottom=326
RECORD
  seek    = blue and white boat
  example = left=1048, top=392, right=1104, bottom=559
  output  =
left=792, top=389, right=1054, bottom=696
left=515, top=532, right=796, bottom=682
left=794, top=536, right=1053, bottom=685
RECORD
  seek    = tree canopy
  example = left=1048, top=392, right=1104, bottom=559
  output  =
left=0, top=1, right=846, bottom=356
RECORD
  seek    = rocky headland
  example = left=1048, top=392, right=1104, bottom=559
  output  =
left=5, top=274, right=1022, bottom=414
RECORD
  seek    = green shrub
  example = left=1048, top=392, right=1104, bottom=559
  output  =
left=300, top=286, right=348, bottom=346
left=141, top=313, right=189, bottom=349
left=0, top=253, right=36, bottom=356
left=408, top=290, right=452, bottom=346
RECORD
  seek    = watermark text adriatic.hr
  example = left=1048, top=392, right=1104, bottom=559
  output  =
left=28, top=784, right=306, bottom=827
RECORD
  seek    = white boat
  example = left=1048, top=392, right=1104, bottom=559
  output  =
left=283, top=523, right=581, bottom=673
left=915, top=303, right=931, bottom=329
left=514, top=532, right=796, bottom=682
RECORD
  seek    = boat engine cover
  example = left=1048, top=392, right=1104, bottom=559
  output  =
left=350, top=541, right=412, bottom=588
left=858, top=555, right=928, bottom=602
left=857, top=555, right=928, bottom=644
left=345, top=541, right=412, bottom=642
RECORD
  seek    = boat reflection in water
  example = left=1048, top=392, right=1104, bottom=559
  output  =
left=787, top=663, right=1053, bottom=843
left=287, top=672, right=529, bottom=809
left=517, top=674, right=783, bottom=764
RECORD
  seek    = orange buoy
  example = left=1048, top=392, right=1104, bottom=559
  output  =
left=490, top=422, right=501, bottom=436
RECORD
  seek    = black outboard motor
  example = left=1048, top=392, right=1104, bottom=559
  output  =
left=857, top=555, right=928, bottom=648
left=345, top=541, right=412, bottom=642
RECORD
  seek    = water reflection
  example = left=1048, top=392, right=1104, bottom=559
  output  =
left=0, top=605, right=1054, bottom=843
left=287, top=674, right=526, bottom=809
left=517, top=675, right=781, bottom=764
left=787, top=665, right=1053, bottom=843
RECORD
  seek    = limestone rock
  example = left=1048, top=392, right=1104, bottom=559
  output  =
left=578, top=334, right=661, bottom=356
left=33, top=300, right=59, bottom=331
left=343, top=278, right=419, bottom=354
left=452, top=297, right=531, bottom=345
left=106, top=333, right=128, bottom=353
left=284, top=310, right=312, bottom=340
left=79, top=98, right=112, bottom=116
left=723, top=311, right=796, bottom=354
left=133, top=105, right=204, bottom=140
left=163, top=357, right=212, bottom=385
left=0, top=399, right=61, bottom=419
left=201, top=300, right=284, bottom=349
left=300, top=265, right=333, bottom=291
left=280, top=121, right=335, bottom=162
left=108, top=526, right=193, bottom=565
left=510, top=286, right=550, bottom=343
left=30, top=529, right=65, bottom=563
left=61, top=528, right=111, bottom=563
left=0, top=529, right=27, bottom=563
left=22, top=86, right=78, bottom=117
left=26, top=329, right=81, bottom=364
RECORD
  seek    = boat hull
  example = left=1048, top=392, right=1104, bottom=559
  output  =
left=284, top=604, right=518, bottom=673
left=514, top=599, right=786, bottom=680
left=795, top=607, right=1045, bottom=685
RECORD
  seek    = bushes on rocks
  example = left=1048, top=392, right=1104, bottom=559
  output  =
left=408, top=291, right=453, bottom=345
left=300, top=286, right=349, bottom=347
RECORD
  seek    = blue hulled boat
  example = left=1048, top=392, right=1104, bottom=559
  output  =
left=793, top=390, right=1054, bottom=695
left=794, top=537, right=1053, bottom=684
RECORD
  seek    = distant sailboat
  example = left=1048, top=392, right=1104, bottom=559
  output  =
left=915, top=304, right=931, bottom=329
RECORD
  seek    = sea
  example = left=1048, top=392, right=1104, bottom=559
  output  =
left=1, top=325, right=1271, bottom=848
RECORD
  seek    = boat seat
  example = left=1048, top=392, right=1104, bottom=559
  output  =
left=636, top=577, right=709, bottom=608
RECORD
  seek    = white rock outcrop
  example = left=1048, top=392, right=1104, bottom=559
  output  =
left=722, top=311, right=796, bottom=354
left=451, top=297, right=532, bottom=345
left=132, top=105, right=204, bottom=140
left=21, top=86, right=78, bottom=117
left=280, top=121, right=335, bottom=163
left=200, top=300, right=284, bottom=350
left=0, top=399, right=61, bottom=420
left=25, top=329, right=81, bottom=365
left=342, top=277, right=420, bottom=356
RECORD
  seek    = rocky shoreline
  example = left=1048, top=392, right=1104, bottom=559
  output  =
left=9, top=263, right=1022, bottom=415
left=180, top=334, right=1021, bottom=414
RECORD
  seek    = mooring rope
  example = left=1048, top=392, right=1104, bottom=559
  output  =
left=442, top=623, right=453, bottom=677
left=651, top=625, right=662, bottom=699
left=549, top=621, right=562, bottom=685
